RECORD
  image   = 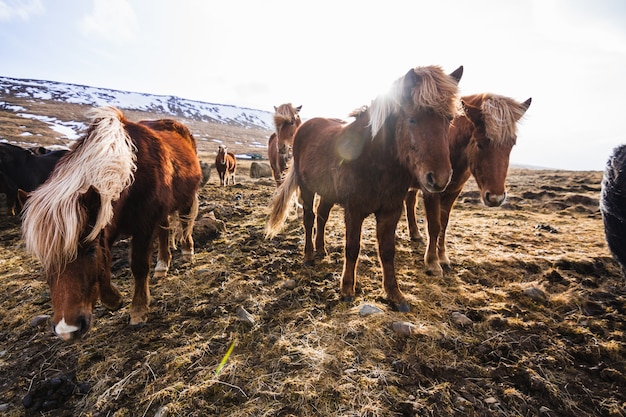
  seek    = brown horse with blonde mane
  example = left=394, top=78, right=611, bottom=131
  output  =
left=268, top=103, right=302, bottom=186
left=405, top=93, right=531, bottom=275
left=216, top=144, right=237, bottom=186
left=21, top=107, right=202, bottom=341
left=267, top=65, right=463, bottom=312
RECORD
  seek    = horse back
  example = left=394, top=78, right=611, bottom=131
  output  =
left=115, top=119, right=201, bottom=231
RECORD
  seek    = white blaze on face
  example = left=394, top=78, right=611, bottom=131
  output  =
left=55, top=317, right=80, bottom=341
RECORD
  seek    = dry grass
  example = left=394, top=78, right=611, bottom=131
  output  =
left=0, top=102, right=624, bottom=417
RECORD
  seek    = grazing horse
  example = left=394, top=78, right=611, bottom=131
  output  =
left=215, top=145, right=237, bottom=186
left=405, top=93, right=531, bottom=275
left=267, top=65, right=463, bottom=311
left=601, top=144, right=626, bottom=277
left=21, top=107, right=202, bottom=341
left=268, top=103, right=302, bottom=186
left=0, top=143, right=68, bottom=215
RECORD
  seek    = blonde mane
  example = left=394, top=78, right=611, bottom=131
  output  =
left=369, top=65, right=460, bottom=138
left=273, top=103, right=301, bottom=129
left=21, top=106, right=137, bottom=274
left=480, top=94, right=529, bottom=147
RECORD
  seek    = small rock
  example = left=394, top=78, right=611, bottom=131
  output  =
left=484, top=397, right=499, bottom=404
left=451, top=312, right=473, bottom=327
left=359, top=304, right=384, bottom=316
left=235, top=306, right=255, bottom=326
left=523, top=287, right=547, bottom=303
left=154, top=405, right=169, bottom=417
left=392, top=321, right=416, bottom=336
left=282, top=279, right=296, bottom=290
left=30, top=315, right=50, bottom=327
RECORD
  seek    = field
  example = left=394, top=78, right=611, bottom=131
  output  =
left=0, top=156, right=624, bottom=416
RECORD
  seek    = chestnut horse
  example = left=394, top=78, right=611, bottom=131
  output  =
left=268, top=103, right=302, bottom=186
left=21, top=107, right=202, bottom=341
left=216, top=145, right=237, bottom=186
left=267, top=65, right=463, bottom=311
left=405, top=93, right=531, bottom=275
left=601, top=144, right=626, bottom=277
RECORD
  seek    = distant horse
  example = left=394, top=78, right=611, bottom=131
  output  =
left=216, top=145, right=237, bottom=186
left=268, top=103, right=302, bottom=186
left=21, top=107, right=202, bottom=341
left=405, top=93, right=531, bottom=275
left=267, top=65, right=463, bottom=311
left=0, top=143, right=68, bottom=215
left=601, top=144, right=626, bottom=277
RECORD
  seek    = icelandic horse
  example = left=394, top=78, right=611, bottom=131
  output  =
left=267, top=65, right=463, bottom=311
left=216, top=145, right=237, bottom=186
left=21, top=107, right=202, bottom=341
left=405, top=93, right=531, bottom=275
left=268, top=103, right=302, bottom=186
left=601, top=144, right=626, bottom=277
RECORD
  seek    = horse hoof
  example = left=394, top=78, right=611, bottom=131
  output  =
left=153, top=270, right=167, bottom=279
left=396, top=302, right=410, bottom=313
left=303, top=259, right=315, bottom=267
left=342, top=295, right=355, bottom=303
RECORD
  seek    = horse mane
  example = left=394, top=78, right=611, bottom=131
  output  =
left=369, top=65, right=460, bottom=138
left=273, top=103, right=301, bottom=129
left=479, top=94, right=529, bottom=147
left=22, top=106, right=137, bottom=274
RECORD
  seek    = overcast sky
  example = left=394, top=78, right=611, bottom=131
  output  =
left=1, top=0, right=626, bottom=170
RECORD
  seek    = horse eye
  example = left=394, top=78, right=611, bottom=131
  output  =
left=408, top=118, right=417, bottom=125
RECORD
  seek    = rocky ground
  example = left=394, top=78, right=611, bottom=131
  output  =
left=0, top=164, right=624, bottom=417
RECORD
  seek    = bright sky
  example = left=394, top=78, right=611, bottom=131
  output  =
left=1, top=0, right=626, bottom=170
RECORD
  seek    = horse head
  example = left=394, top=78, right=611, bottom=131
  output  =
left=273, top=103, right=302, bottom=160
left=462, top=94, right=531, bottom=207
left=42, top=187, right=122, bottom=341
left=371, top=65, right=463, bottom=193
left=217, top=145, right=228, bottom=164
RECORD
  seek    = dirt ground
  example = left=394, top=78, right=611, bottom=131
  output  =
left=0, top=163, right=624, bottom=417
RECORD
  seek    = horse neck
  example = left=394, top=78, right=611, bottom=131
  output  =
left=449, top=116, right=474, bottom=179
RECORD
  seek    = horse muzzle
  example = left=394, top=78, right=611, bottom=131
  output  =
left=53, top=314, right=92, bottom=342
left=482, top=191, right=507, bottom=207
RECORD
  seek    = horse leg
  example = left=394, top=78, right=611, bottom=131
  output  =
left=178, top=193, right=199, bottom=262
left=340, top=209, right=365, bottom=302
left=376, top=207, right=409, bottom=311
left=129, top=236, right=152, bottom=325
left=98, top=236, right=123, bottom=310
left=315, top=198, right=333, bottom=259
left=422, top=192, right=443, bottom=276
left=405, top=189, right=424, bottom=243
left=301, top=187, right=316, bottom=265
left=437, top=191, right=461, bottom=269
left=153, top=218, right=171, bottom=279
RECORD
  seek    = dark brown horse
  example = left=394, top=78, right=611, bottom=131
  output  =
left=601, top=144, right=626, bottom=277
left=267, top=65, right=463, bottom=311
left=21, top=107, right=202, bottom=341
left=268, top=103, right=302, bottom=186
left=0, top=143, right=68, bottom=215
left=405, top=93, right=531, bottom=275
left=216, top=145, right=237, bottom=186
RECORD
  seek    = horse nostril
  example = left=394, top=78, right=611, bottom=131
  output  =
left=426, top=172, right=435, bottom=188
left=485, top=192, right=491, bottom=202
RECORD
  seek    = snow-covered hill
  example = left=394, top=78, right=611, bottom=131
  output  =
left=0, top=76, right=274, bottom=131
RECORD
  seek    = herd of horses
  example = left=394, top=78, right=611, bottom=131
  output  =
left=2, top=63, right=624, bottom=341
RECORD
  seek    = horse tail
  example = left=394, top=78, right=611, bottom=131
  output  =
left=22, top=106, right=137, bottom=273
left=265, top=163, right=298, bottom=238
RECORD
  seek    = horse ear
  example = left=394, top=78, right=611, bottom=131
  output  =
left=461, top=99, right=483, bottom=126
left=522, top=97, right=532, bottom=111
left=17, top=189, right=30, bottom=212
left=295, top=105, right=302, bottom=113
left=274, top=106, right=278, bottom=111
left=402, top=69, right=420, bottom=100
left=449, top=66, right=463, bottom=83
